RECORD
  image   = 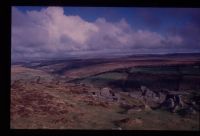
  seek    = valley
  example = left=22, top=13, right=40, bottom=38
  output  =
left=11, top=53, right=200, bottom=130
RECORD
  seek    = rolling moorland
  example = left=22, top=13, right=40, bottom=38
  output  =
left=11, top=53, right=200, bottom=130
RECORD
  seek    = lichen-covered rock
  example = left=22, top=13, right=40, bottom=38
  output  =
left=100, top=87, right=112, bottom=97
left=98, top=87, right=120, bottom=102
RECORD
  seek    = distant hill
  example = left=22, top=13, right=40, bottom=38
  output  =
left=126, top=52, right=200, bottom=58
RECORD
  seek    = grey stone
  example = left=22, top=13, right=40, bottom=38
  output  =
left=145, top=89, right=154, bottom=98
left=100, top=87, right=112, bottom=97
left=175, top=95, right=184, bottom=107
left=191, top=101, right=200, bottom=111
left=92, top=87, right=121, bottom=102
left=158, top=92, right=166, bottom=103
left=140, top=85, right=147, bottom=93
left=172, top=105, right=179, bottom=113
left=165, top=98, right=175, bottom=109
left=112, top=93, right=120, bottom=102
left=129, top=92, right=142, bottom=101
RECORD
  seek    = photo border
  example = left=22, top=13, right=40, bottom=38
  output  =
left=1, top=0, right=200, bottom=136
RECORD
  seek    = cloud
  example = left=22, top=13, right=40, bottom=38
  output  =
left=11, top=7, right=198, bottom=61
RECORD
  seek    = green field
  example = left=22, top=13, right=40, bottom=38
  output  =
left=80, top=72, right=128, bottom=86
left=130, top=65, right=200, bottom=75
left=78, top=64, right=200, bottom=91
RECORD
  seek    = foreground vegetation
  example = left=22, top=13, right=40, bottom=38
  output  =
left=11, top=64, right=200, bottom=130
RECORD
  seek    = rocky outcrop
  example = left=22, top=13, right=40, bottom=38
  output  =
left=100, top=87, right=112, bottom=98
left=129, top=91, right=142, bottom=99
left=126, top=86, right=167, bottom=109
left=90, top=87, right=120, bottom=102
left=137, top=85, right=165, bottom=108
left=140, top=85, right=159, bottom=99
left=99, top=87, right=119, bottom=101
left=161, top=93, right=185, bottom=112
left=136, top=88, right=199, bottom=115
left=164, top=98, right=175, bottom=110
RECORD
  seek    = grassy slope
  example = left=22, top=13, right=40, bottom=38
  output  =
left=11, top=65, right=199, bottom=130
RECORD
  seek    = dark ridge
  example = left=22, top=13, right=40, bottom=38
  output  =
left=126, top=52, right=200, bottom=58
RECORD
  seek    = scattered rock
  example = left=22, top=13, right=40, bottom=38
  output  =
left=138, top=85, right=167, bottom=108
left=157, top=92, right=166, bottom=103
left=166, top=98, right=175, bottom=109
left=175, top=95, right=184, bottom=107
left=144, top=104, right=152, bottom=111
left=129, top=91, right=142, bottom=99
left=100, top=87, right=112, bottom=97
left=89, top=87, right=120, bottom=102
left=140, top=85, right=147, bottom=93
left=145, top=89, right=155, bottom=98
left=191, top=101, right=200, bottom=111
left=159, top=93, right=187, bottom=113
left=140, top=86, right=158, bottom=99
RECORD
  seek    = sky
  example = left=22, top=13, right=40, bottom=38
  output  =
left=12, top=6, right=200, bottom=61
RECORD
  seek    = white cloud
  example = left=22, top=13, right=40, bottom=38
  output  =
left=12, top=7, right=184, bottom=61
